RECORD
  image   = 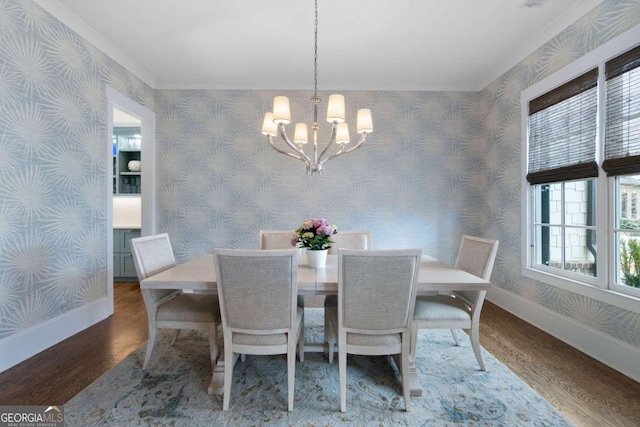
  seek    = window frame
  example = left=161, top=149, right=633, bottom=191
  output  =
left=521, top=24, right=640, bottom=311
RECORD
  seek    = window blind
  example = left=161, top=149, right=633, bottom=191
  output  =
left=603, top=44, right=640, bottom=176
left=526, top=69, right=599, bottom=185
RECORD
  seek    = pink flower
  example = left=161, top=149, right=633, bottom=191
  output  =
left=294, top=217, right=337, bottom=250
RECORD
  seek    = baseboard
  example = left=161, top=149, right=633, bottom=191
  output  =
left=0, top=297, right=112, bottom=373
left=487, top=287, right=640, bottom=383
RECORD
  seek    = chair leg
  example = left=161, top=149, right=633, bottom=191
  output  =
left=325, top=307, right=337, bottom=363
left=298, top=316, right=305, bottom=362
left=401, top=335, right=411, bottom=412
left=223, top=341, right=233, bottom=411
left=470, top=326, right=485, bottom=371
left=288, top=344, right=296, bottom=411
left=409, top=324, right=419, bottom=365
left=450, top=328, right=460, bottom=346
left=171, top=329, right=180, bottom=345
left=339, top=339, right=347, bottom=412
left=143, top=327, right=158, bottom=370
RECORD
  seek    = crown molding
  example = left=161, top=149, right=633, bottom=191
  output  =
left=33, top=0, right=157, bottom=88
left=479, top=0, right=605, bottom=90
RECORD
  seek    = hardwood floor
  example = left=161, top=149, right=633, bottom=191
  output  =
left=0, top=284, right=638, bottom=426
left=0, top=282, right=147, bottom=406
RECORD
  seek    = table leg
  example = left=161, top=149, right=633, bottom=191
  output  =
left=392, top=354, right=422, bottom=397
left=207, top=345, right=238, bottom=395
left=408, top=357, right=422, bottom=397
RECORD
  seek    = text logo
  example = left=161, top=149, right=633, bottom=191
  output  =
left=0, top=405, right=64, bottom=427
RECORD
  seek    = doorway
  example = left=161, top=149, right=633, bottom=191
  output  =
left=106, top=87, right=156, bottom=314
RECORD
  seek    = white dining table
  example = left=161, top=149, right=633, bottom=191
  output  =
left=140, top=253, right=491, bottom=396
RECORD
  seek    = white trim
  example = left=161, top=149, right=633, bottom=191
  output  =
left=33, top=0, right=156, bottom=88
left=0, top=298, right=111, bottom=373
left=487, top=287, right=640, bottom=383
left=107, top=87, right=156, bottom=315
left=106, top=87, right=157, bottom=237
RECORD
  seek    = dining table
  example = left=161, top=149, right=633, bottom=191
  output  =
left=140, top=252, right=491, bottom=397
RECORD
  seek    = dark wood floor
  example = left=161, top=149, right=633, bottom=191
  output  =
left=0, top=283, right=638, bottom=426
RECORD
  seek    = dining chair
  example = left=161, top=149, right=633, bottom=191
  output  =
left=130, top=233, right=221, bottom=371
left=325, top=230, right=371, bottom=363
left=410, top=235, right=499, bottom=371
left=259, top=230, right=304, bottom=309
left=259, top=230, right=296, bottom=250
left=328, top=248, right=421, bottom=412
left=213, top=248, right=304, bottom=411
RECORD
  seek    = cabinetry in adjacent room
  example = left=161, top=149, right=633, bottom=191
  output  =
left=114, top=228, right=141, bottom=281
left=113, top=127, right=141, bottom=194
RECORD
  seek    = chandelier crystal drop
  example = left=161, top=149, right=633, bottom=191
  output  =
left=260, top=0, right=373, bottom=174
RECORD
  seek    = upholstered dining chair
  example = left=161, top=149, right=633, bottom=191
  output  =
left=259, top=230, right=304, bottom=307
left=328, top=249, right=421, bottom=412
left=410, top=235, right=499, bottom=371
left=130, top=233, right=221, bottom=371
left=325, top=230, right=371, bottom=363
left=213, top=248, right=304, bottom=411
left=259, top=230, right=296, bottom=250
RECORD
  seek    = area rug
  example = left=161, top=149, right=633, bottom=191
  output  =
left=65, top=308, right=573, bottom=426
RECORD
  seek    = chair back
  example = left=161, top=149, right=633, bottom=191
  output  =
left=339, top=249, right=421, bottom=332
left=130, top=233, right=177, bottom=303
left=214, top=248, right=298, bottom=333
left=329, top=230, right=371, bottom=254
left=454, top=235, right=499, bottom=302
left=259, top=230, right=295, bottom=249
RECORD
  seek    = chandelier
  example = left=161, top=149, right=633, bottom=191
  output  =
left=260, top=0, right=373, bottom=174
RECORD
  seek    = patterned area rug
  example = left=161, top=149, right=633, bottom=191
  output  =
left=66, top=308, right=573, bottom=426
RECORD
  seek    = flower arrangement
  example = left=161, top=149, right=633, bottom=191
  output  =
left=292, top=218, right=338, bottom=251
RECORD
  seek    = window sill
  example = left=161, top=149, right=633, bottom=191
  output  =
left=522, top=266, right=640, bottom=314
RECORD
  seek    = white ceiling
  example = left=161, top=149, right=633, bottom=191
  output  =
left=35, top=0, right=603, bottom=91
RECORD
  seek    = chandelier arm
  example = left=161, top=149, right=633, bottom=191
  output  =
left=319, top=132, right=368, bottom=166
left=266, top=135, right=308, bottom=164
left=341, top=132, right=368, bottom=154
left=278, top=124, right=312, bottom=163
left=317, top=122, right=339, bottom=163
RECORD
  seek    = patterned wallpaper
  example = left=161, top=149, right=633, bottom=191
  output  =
left=0, top=0, right=154, bottom=340
left=0, top=0, right=639, bottom=357
left=154, top=89, right=470, bottom=263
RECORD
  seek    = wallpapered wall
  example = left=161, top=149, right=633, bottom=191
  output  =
left=154, top=88, right=472, bottom=263
left=0, top=0, right=154, bottom=340
left=0, top=0, right=639, bottom=358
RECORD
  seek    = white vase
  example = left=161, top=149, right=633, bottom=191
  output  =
left=307, top=249, right=328, bottom=268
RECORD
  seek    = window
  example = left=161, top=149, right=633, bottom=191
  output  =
left=616, top=176, right=640, bottom=291
left=605, top=44, right=640, bottom=294
left=531, top=180, right=597, bottom=278
left=526, top=69, right=599, bottom=282
left=523, top=39, right=640, bottom=299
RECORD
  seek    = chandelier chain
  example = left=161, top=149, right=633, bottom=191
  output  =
left=313, top=0, right=318, bottom=98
